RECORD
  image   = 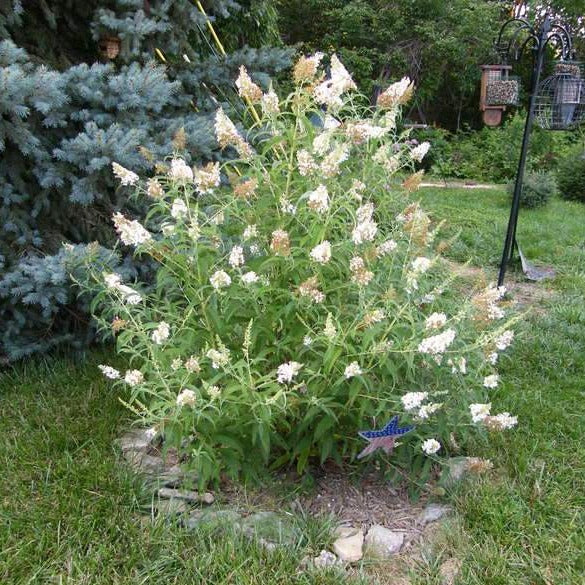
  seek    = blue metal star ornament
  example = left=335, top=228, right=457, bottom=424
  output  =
left=357, top=415, right=415, bottom=459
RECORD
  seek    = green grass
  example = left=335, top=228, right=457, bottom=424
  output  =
left=414, top=188, right=585, bottom=584
left=417, top=187, right=585, bottom=291
left=0, top=353, right=357, bottom=585
left=2, top=188, right=585, bottom=584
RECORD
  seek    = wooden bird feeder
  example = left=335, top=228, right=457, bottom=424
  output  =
left=480, top=64, right=513, bottom=126
left=99, top=36, right=121, bottom=60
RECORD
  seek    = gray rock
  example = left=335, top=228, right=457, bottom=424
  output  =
left=158, top=487, right=214, bottom=505
left=123, top=451, right=165, bottom=474
left=363, top=525, right=404, bottom=559
left=156, top=465, right=186, bottom=487
left=116, top=429, right=153, bottom=453
left=418, top=504, right=452, bottom=526
left=332, top=529, right=364, bottom=563
left=334, top=525, right=361, bottom=539
left=183, top=509, right=242, bottom=530
left=155, top=498, right=189, bottom=517
left=240, top=511, right=299, bottom=545
left=313, top=550, right=340, bottom=569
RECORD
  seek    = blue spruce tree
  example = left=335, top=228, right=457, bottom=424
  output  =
left=0, top=0, right=291, bottom=361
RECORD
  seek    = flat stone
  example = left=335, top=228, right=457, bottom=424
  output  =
left=240, top=511, right=299, bottom=545
left=439, top=558, right=462, bottom=585
left=313, top=550, right=340, bottom=569
left=158, top=487, right=214, bottom=505
left=334, top=525, right=361, bottom=539
left=156, top=465, right=186, bottom=487
left=155, top=498, right=189, bottom=517
left=332, top=529, right=364, bottom=563
left=116, top=429, right=153, bottom=453
left=418, top=504, right=452, bottom=526
left=183, top=509, right=242, bottom=530
left=363, top=525, right=404, bottom=559
left=123, top=451, right=165, bottom=474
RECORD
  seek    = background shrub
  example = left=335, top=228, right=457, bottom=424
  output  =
left=508, top=171, right=558, bottom=209
left=557, top=149, right=585, bottom=203
left=0, top=1, right=291, bottom=362
left=85, top=59, right=518, bottom=487
left=414, top=113, right=578, bottom=183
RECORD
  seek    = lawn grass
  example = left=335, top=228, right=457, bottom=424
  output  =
left=2, top=187, right=585, bottom=584
left=414, top=187, right=585, bottom=584
left=0, top=353, right=358, bottom=585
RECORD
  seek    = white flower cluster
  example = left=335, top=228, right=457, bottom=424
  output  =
left=470, top=403, right=491, bottom=423
left=313, top=54, right=357, bottom=109
left=448, top=357, right=467, bottom=374
left=376, top=239, right=397, bottom=257
left=207, top=347, right=230, bottom=369
left=176, top=388, right=196, bottom=407
left=214, top=108, right=252, bottom=159
left=297, top=149, right=317, bottom=176
left=344, top=362, right=363, bottom=379
left=210, top=270, right=231, bottom=290
left=194, top=162, right=221, bottom=194
left=261, top=87, right=280, bottom=114
left=235, top=65, right=262, bottom=102
left=112, top=162, right=139, bottom=186
left=418, top=402, right=442, bottom=420
left=241, top=271, right=259, bottom=285
left=324, top=313, right=337, bottom=339
left=418, top=329, right=456, bottom=363
left=406, top=256, right=432, bottom=292
left=124, top=369, right=144, bottom=386
left=310, top=241, right=332, bottom=264
left=495, top=330, right=514, bottom=351
left=410, top=141, right=431, bottom=163
left=112, top=213, right=152, bottom=247
left=229, top=245, right=245, bottom=268
left=307, top=185, right=330, bottom=213
left=485, top=412, right=518, bottom=430
left=350, top=256, right=373, bottom=286
left=483, top=374, right=500, bottom=389
left=185, top=356, right=201, bottom=373
left=99, top=365, right=120, bottom=379
left=321, top=144, right=349, bottom=177
left=151, top=322, right=170, bottom=345
left=377, top=76, right=413, bottom=109
left=352, top=203, right=378, bottom=245
left=169, top=158, right=194, bottom=182
left=425, top=312, right=447, bottom=330
left=401, top=391, right=428, bottom=411
left=421, top=438, right=441, bottom=455
left=243, top=224, right=257, bottom=240
left=277, top=361, right=303, bottom=384
left=171, top=198, right=188, bottom=219
left=103, top=273, right=142, bottom=305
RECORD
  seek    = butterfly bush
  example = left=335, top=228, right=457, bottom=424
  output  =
left=82, top=55, right=518, bottom=486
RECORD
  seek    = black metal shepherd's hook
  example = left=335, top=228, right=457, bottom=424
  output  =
left=496, top=14, right=574, bottom=286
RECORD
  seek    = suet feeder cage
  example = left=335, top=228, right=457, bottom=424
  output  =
left=99, top=36, right=121, bottom=60
left=535, top=67, right=585, bottom=130
left=480, top=64, right=513, bottom=126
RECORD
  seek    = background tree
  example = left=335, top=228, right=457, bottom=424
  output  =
left=0, top=0, right=291, bottom=361
left=277, top=0, right=503, bottom=130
